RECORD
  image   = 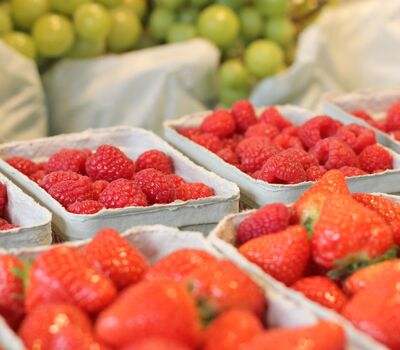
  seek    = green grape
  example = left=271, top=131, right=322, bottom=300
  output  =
left=107, top=7, right=142, bottom=53
left=244, top=39, right=284, bottom=78
left=49, top=0, right=90, bottom=16
left=0, top=9, right=13, bottom=35
left=216, top=0, right=245, bottom=11
left=32, top=14, right=75, bottom=58
left=189, top=0, right=210, bottom=9
left=74, top=3, right=111, bottom=41
left=67, top=37, right=105, bottom=58
left=223, top=36, right=245, bottom=60
left=218, top=59, right=250, bottom=89
left=263, top=17, right=295, bottom=47
left=219, top=86, right=250, bottom=106
left=155, top=0, right=184, bottom=10
left=255, top=0, right=290, bottom=17
left=1, top=31, right=36, bottom=59
left=96, top=0, right=122, bottom=8
left=239, top=7, right=263, bottom=41
left=179, top=7, right=199, bottom=24
left=122, top=0, right=147, bottom=19
left=0, top=3, right=11, bottom=15
left=11, top=0, right=48, bottom=30
left=167, top=23, right=196, bottom=43
left=197, top=5, right=239, bottom=48
left=149, top=7, right=175, bottom=41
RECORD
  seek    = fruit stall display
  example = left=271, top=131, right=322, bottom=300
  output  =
left=0, top=0, right=334, bottom=105
left=210, top=169, right=400, bottom=349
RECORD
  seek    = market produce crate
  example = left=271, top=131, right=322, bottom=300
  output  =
left=0, top=225, right=384, bottom=350
left=323, top=89, right=400, bottom=153
left=0, top=126, right=239, bottom=240
left=164, top=105, right=400, bottom=207
left=0, top=172, right=51, bottom=249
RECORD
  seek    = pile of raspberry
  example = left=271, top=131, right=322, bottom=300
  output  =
left=0, top=183, right=19, bottom=231
left=352, top=100, right=400, bottom=140
left=178, top=100, right=394, bottom=184
left=5, top=146, right=214, bottom=215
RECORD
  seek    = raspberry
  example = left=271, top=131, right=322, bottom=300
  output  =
left=0, top=219, right=18, bottom=230
left=244, top=123, right=279, bottom=140
left=178, top=127, right=201, bottom=139
left=92, top=180, right=109, bottom=200
left=200, top=110, right=236, bottom=139
left=67, top=200, right=104, bottom=214
left=258, top=152, right=307, bottom=184
left=298, top=116, right=342, bottom=149
left=391, top=131, right=400, bottom=141
left=48, top=176, right=93, bottom=207
left=29, top=170, right=47, bottom=183
left=371, top=120, right=386, bottom=132
left=217, top=147, right=239, bottom=165
left=358, top=144, right=393, bottom=173
left=237, top=203, right=290, bottom=245
left=352, top=110, right=373, bottom=122
left=175, top=183, right=214, bottom=201
left=273, top=134, right=304, bottom=150
left=221, top=134, right=243, bottom=151
left=309, top=137, right=359, bottom=170
left=251, top=170, right=261, bottom=179
left=281, top=148, right=318, bottom=170
left=191, top=133, right=223, bottom=153
left=231, top=100, right=257, bottom=133
left=6, top=157, right=38, bottom=176
left=385, top=101, right=400, bottom=132
left=36, top=162, right=47, bottom=171
left=39, top=171, right=82, bottom=191
left=99, top=179, right=148, bottom=208
left=135, top=150, right=174, bottom=174
left=306, top=165, right=327, bottom=181
left=281, top=126, right=299, bottom=136
left=135, top=169, right=176, bottom=205
left=85, top=145, right=135, bottom=182
left=0, top=183, right=7, bottom=217
left=336, top=124, right=376, bottom=154
left=259, top=107, right=292, bottom=130
left=338, top=166, right=367, bottom=177
left=45, top=148, right=88, bottom=174
left=236, top=137, right=280, bottom=173
left=166, top=174, right=186, bottom=189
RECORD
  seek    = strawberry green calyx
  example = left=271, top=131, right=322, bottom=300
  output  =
left=12, top=259, right=32, bottom=295
left=302, top=209, right=320, bottom=238
left=197, top=298, right=218, bottom=327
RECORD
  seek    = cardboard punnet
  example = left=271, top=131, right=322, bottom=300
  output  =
left=164, top=105, right=400, bottom=207
left=0, top=225, right=379, bottom=350
left=0, top=172, right=51, bottom=249
left=323, top=89, right=400, bottom=153
left=0, top=127, right=239, bottom=240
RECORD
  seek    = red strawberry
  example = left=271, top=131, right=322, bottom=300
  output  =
left=175, top=183, right=214, bottom=201
left=19, top=303, right=93, bottom=350
left=144, top=249, right=217, bottom=282
left=45, top=148, right=89, bottom=174
left=0, top=255, right=24, bottom=330
left=338, top=166, right=367, bottom=177
left=191, top=133, right=223, bottom=153
left=6, top=157, right=38, bottom=176
left=231, top=100, right=257, bottom=133
left=298, top=116, right=341, bottom=149
left=98, top=179, right=148, bottom=208
left=358, top=144, right=393, bottom=173
left=186, top=259, right=266, bottom=318
left=237, top=203, right=290, bottom=245
left=25, top=246, right=117, bottom=313
left=85, top=145, right=135, bottom=182
left=273, top=134, right=304, bottom=150
left=336, top=124, right=376, bottom=154
left=67, top=200, right=104, bottom=214
left=203, top=309, right=263, bottom=350
left=121, top=337, right=191, bottom=350
left=134, top=169, right=176, bottom=204
left=291, top=276, right=348, bottom=312
left=240, top=321, right=346, bottom=350
left=239, top=225, right=310, bottom=286
left=244, top=123, right=279, bottom=140
left=95, top=280, right=202, bottom=348
left=83, top=228, right=148, bottom=289
left=200, top=110, right=236, bottom=139
left=0, top=183, right=7, bottom=217
left=259, top=107, right=292, bottom=130
left=306, top=165, right=327, bottom=181
left=312, top=194, right=393, bottom=268
left=39, top=171, right=82, bottom=191
left=135, top=150, right=174, bottom=174
left=92, top=180, right=109, bottom=200
left=48, top=176, right=93, bottom=207
left=385, top=101, right=400, bottom=132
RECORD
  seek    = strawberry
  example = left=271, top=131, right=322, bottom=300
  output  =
left=312, top=193, right=394, bottom=269
left=121, top=337, right=191, bottom=350
left=19, top=303, right=92, bottom=350
left=83, top=228, right=148, bottom=289
left=240, top=321, right=346, bottom=350
left=144, top=249, right=217, bottom=282
left=186, top=259, right=266, bottom=318
left=291, top=276, right=348, bottom=312
left=25, top=246, right=117, bottom=313
left=353, top=193, right=400, bottom=245
left=203, top=309, right=263, bottom=350
left=0, top=255, right=24, bottom=330
left=237, top=203, right=290, bottom=245
left=239, top=225, right=310, bottom=286
left=95, top=280, right=202, bottom=348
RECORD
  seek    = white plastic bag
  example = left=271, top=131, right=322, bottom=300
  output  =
left=43, top=39, right=219, bottom=135
left=0, top=42, right=47, bottom=142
